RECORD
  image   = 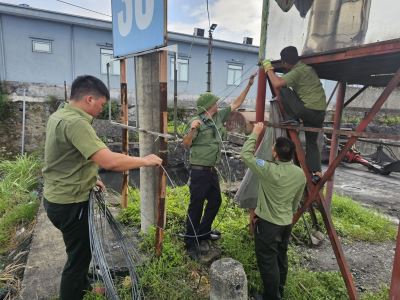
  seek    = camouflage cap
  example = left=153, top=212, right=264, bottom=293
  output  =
left=196, top=93, right=219, bottom=114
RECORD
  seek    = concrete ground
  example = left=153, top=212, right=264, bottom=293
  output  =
left=19, top=203, right=65, bottom=300
left=329, top=162, right=400, bottom=219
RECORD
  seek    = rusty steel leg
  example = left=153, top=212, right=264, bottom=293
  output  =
left=318, top=193, right=359, bottom=300
left=311, top=67, right=400, bottom=201
left=325, top=82, right=346, bottom=209
left=120, top=59, right=129, bottom=208
left=390, top=223, right=400, bottom=299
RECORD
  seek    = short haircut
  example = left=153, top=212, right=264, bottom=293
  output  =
left=70, top=75, right=110, bottom=101
left=274, top=137, right=295, bottom=162
left=280, top=46, right=299, bottom=65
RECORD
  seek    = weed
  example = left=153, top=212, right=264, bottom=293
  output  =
left=0, top=91, right=11, bottom=120
left=0, top=154, right=41, bottom=253
left=118, top=186, right=392, bottom=299
left=97, top=101, right=121, bottom=120
left=292, top=194, right=397, bottom=242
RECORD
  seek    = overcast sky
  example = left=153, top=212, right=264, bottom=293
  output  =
left=1, top=0, right=263, bottom=45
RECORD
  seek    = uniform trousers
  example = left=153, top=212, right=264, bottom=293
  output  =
left=184, top=168, right=222, bottom=248
left=254, top=218, right=292, bottom=300
left=44, top=198, right=91, bottom=300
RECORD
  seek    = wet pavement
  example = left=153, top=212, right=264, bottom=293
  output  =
left=328, top=163, right=400, bottom=219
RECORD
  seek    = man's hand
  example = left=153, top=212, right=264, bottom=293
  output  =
left=191, top=119, right=202, bottom=130
left=249, top=209, right=258, bottom=236
left=252, top=122, right=264, bottom=136
left=142, top=154, right=163, bottom=166
left=248, top=73, right=256, bottom=86
left=96, top=179, right=106, bottom=192
left=262, top=59, right=274, bottom=72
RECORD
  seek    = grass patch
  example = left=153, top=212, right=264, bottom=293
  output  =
left=0, top=155, right=41, bottom=253
left=293, top=194, right=397, bottom=243
left=331, top=194, right=397, bottom=242
left=115, top=186, right=391, bottom=299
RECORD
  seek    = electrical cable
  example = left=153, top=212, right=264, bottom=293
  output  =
left=89, top=189, right=143, bottom=299
left=55, top=0, right=111, bottom=17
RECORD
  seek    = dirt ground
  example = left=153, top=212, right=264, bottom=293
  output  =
left=298, top=162, right=400, bottom=292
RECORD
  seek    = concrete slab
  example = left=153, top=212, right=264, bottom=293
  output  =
left=19, top=201, right=65, bottom=300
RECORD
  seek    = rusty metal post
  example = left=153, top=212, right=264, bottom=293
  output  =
left=120, top=59, right=129, bottom=208
left=309, top=67, right=400, bottom=203
left=155, top=10, right=168, bottom=254
left=319, top=195, right=359, bottom=300
left=390, top=223, right=400, bottom=299
left=255, top=0, right=269, bottom=147
left=325, top=82, right=345, bottom=208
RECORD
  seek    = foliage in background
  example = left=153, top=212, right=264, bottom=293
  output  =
left=0, top=155, right=41, bottom=253
left=167, top=107, right=187, bottom=123
left=97, top=101, right=121, bottom=120
left=376, top=115, right=400, bottom=126
left=117, top=186, right=391, bottom=299
left=0, top=86, right=12, bottom=121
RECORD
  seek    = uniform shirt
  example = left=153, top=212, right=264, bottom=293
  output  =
left=240, top=133, right=306, bottom=226
left=42, top=103, right=107, bottom=204
left=282, top=61, right=326, bottom=111
left=187, top=107, right=231, bottom=166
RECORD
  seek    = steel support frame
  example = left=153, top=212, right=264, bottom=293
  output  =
left=265, top=67, right=400, bottom=300
left=325, top=82, right=345, bottom=209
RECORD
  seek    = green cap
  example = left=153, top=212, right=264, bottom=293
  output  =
left=196, top=93, right=219, bottom=114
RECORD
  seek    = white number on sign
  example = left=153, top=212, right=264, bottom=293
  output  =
left=117, top=0, right=155, bottom=36
left=135, top=0, right=154, bottom=30
left=117, top=0, right=133, bottom=37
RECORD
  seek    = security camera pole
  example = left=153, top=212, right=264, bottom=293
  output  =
left=207, top=23, right=217, bottom=92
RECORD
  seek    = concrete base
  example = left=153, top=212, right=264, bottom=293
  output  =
left=19, top=202, right=66, bottom=300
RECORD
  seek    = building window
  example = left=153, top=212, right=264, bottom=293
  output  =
left=32, top=40, right=52, bottom=53
left=170, top=57, right=189, bottom=82
left=227, top=64, right=243, bottom=86
left=101, top=48, right=120, bottom=75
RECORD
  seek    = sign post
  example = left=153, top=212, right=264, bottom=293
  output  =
left=112, top=0, right=168, bottom=255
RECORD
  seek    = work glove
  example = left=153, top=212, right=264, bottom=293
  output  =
left=262, top=59, right=274, bottom=72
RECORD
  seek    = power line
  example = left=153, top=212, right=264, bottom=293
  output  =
left=55, top=0, right=111, bottom=17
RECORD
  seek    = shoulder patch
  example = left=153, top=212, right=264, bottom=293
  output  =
left=256, top=159, right=266, bottom=167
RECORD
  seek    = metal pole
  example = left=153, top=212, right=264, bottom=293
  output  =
left=173, top=52, right=178, bottom=135
left=207, top=29, right=212, bottom=92
left=325, top=82, right=345, bottom=209
left=107, top=62, right=111, bottom=122
left=120, top=59, right=129, bottom=208
left=21, top=89, right=26, bottom=155
left=390, top=223, right=400, bottom=299
left=64, top=81, right=67, bottom=102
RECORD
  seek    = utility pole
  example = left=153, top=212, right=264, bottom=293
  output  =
left=206, top=23, right=217, bottom=92
left=136, top=52, right=162, bottom=233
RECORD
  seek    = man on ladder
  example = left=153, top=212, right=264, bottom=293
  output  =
left=263, top=46, right=327, bottom=183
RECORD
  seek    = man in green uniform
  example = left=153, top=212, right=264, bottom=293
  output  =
left=241, top=122, right=306, bottom=300
left=42, top=75, right=162, bottom=299
left=263, top=46, right=327, bottom=183
left=182, top=74, right=255, bottom=257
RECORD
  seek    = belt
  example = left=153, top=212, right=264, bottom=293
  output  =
left=191, top=165, right=215, bottom=171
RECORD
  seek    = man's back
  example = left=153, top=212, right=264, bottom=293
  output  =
left=240, top=132, right=306, bottom=225
left=282, top=61, right=326, bottom=111
left=255, top=160, right=306, bottom=225
left=43, top=103, right=106, bottom=204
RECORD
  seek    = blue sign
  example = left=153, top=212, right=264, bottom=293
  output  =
left=112, top=0, right=165, bottom=57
